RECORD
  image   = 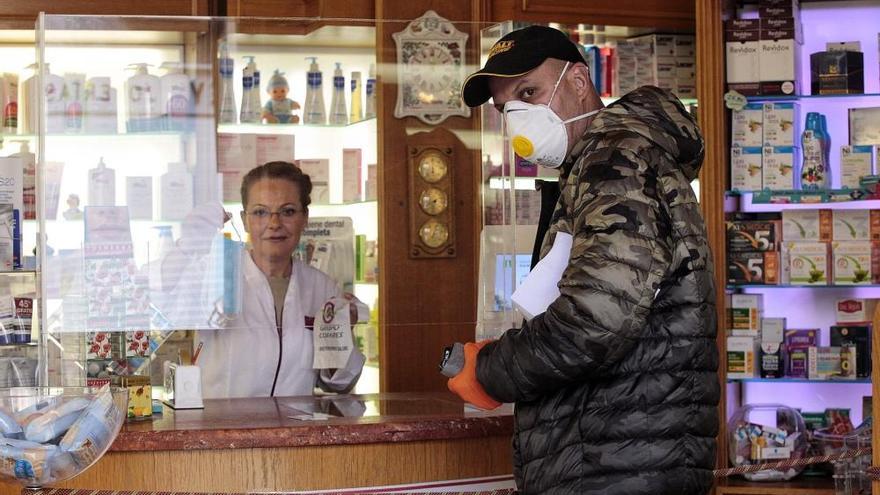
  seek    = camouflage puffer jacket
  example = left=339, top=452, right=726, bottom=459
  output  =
left=476, top=86, right=719, bottom=495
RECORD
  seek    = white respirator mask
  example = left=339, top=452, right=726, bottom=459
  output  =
left=503, top=62, right=600, bottom=168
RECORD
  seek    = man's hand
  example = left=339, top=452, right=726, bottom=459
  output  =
left=447, top=341, right=501, bottom=410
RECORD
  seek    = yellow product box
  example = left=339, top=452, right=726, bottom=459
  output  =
left=728, top=293, right=763, bottom=335
left=832, top=241, right=872, bottom=285
left=788, top=241, right=829, bottom=285
left=727, top=336, right=758, bottom=378
left=120, top=375, right=152, bottom=420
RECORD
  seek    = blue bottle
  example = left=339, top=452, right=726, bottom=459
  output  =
left=818, top=114, right=832, bottom=187
left=800, top=112, right=829, bottom=190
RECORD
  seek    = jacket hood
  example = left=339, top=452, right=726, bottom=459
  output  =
left=603, top=86, right=704, bottom=181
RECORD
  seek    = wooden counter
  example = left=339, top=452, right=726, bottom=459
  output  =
left=0, top=393, right=514, bottom=493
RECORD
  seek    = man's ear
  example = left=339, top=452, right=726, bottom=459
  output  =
left=568, top=63, right=592, bottom=98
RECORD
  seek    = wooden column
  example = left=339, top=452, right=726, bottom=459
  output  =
left=376, top=1, right=484, bottom=392
left=695, top=0, right=729, bottom=480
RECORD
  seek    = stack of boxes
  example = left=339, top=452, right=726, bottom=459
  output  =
left=730, top=100, right=800, bottom=191
left=726, top=295, right=872, bottom=380
left=613, top=34, right=696, bottom=99
left=725, top=0, right=802, bottom=96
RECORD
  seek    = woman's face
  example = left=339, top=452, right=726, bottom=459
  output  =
left=242, top=178, right=308, bottom=262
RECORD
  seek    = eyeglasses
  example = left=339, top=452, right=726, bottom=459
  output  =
left=245, top=206, right=303, bottom=222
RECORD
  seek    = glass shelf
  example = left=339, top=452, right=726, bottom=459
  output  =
left=0, top=342, right=37, bottom=348
left=729, top=283, right=880, bottom=289
left=746, top=92, right=880, bottom=102
left=0, top=270, right=38, bottom=275
left=0, top=131, right=192, bottom=140
left=729, top=377, right=871, bottom=384
left=726, top=189, right=879, bottom=204
left=217, top=117, right=377, bottom=133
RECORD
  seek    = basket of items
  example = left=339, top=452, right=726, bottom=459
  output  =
left=0, top=385, right=127, bottom=488
left=728, top=404, right=809, bottom=481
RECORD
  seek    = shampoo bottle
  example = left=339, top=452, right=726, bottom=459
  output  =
left=160, top=162, right=194, bottom=221
left=240, top=56, right=260, bottom=123
left=303, top=57, right=326, bottom=125
left=218, top=41, right=236, bottom=124
left=364, top=63, right=376, bottom=120
left=801, top=112, right=829, bottom=190
left=329, top=63, right=348, bottom=125
left=12, top=141, right=35, bottom=220
left=251, top=57, right=262, bottom=120
left=88, top=157, right=116, bottom=206
left=159, top=62, right=194, bottom=131
left=124, top=64, right=161, bottom=132
left=349, top=71, right=363, bottom=123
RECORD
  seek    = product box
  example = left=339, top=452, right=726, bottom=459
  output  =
left=731, top=146, right=763, bottom=191
left=365, top=163, right=378, bottom=201
left=849, top=107, right=880, bottom=146
left=763, top=102, right=798, bottom=146
left=758, top=0, right=799, bottom=18
left=342, top=148, right=362, bottom=203
left=725, top=19, right=761, bottom=95
left=832, top=209, right=871, bottom=241
left=830, top=325, right=871, bottom=377
left=296, top=158, right=330, bottom=204
left=728, top=293, right=763, bottom=336
left=762, top=146, right=798, bottom=189
left=125, top=176, right=153, bottom=221
left=732, top=104, right=764, bottom=148
left=784, top=328, right=818, bottom=378
left=760, top=318, right=785, bottom=378
left=808, top=346, right=857, bottom=380
left=727, top=218, right=781, bottom=252
left=840, top=145, right=874, bottom=189
left=810, top=51, right=865, bottom=95
left=789, top=241, right=829, bottom=285
left=759, top=25, right=800, bottom=96
left=728, top=251, right=780, bottom=285
left=727, top=336, right=759, bottom=378
left=836, top=298, right=877, bottom=324
left=782, top=209, right=832, bottom=241
left=832, top=241, right=872, bottom=284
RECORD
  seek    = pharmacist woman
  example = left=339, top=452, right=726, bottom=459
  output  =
left=195, top=161, right=365, bottom=398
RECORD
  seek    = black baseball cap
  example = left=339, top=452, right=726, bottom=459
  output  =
left=462, top=25, right=587, bottom=108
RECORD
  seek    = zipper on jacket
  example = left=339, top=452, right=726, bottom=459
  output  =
left=270, top=320, right=282, bottom=397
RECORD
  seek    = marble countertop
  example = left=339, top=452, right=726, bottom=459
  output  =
left=111, top=392, right=514, bottom=452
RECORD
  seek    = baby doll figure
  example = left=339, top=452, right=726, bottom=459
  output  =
left=262, top=70, right=300, bottom=124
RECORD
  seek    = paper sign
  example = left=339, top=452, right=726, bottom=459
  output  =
left=313, top=297, right=354, bottom=369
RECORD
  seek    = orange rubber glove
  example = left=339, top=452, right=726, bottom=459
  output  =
left=447, top=340, right=502, bottom=410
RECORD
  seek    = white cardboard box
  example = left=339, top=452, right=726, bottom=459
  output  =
left=832, top=241, right=872, bottom=285
left=731, top=146, right=763, bottom=191
left=840, top=145, right=874, bottom=189
left=762, top=102, right=798, bottom=147
left=832, top=209, right=871, bottom=241
left=762, top=146, right=797, bottom=190
left=789, top=241, right=830, bottom=285
left=732, top=103, right=764, bottom=147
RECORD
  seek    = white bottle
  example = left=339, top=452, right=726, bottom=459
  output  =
left=124, top=63, right=161, bottom=132
left=84, top=76, right=118, bottom=134
left=11, top=141, right=35, bottom=220
left=329, top=63, right=348, bottom=125
left=365, top=63, right=376, bottom=120
left=159, top=62, right=194, bottom=131
left=349, top=71, right=363, bottom=124
left=1, top=73, right=18, bottom=134
left=240, top=56, right=260, bottom=123
left=250, top=58, right=262, bottom=122
left=303, top=57, right=326, bottom=125
left=160, top=162, right=193, bottom=221
left=218, top=41, right=236, bottom=124
left=63, top=73, right=86, bottom=134
left=88, top=157, right=116, bottom=206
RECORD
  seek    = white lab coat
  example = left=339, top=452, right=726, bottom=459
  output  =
left=198, top=251, right=365, bottom=399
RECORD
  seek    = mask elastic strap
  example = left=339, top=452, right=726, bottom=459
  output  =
left=547, top=61, right=570, bottom=107
left=562, top=107, right=601, bottom=125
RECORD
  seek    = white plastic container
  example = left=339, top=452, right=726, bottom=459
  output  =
left=87, top=157, right=116, bottom=207
left=239, top=56, right=260, bottom=123
left=349, top=71, right=363, bottom=123
left=160, top=162, right=193, bottom=221
left=63, top=73, right=86, bottom=133
left=11, top=141, right=35, bottom=220
left=365, top=63, right=376, bottom=120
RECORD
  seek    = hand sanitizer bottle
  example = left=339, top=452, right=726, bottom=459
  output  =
left=303, top=57, right=326, bottom=125
left=218, top=41, right=236, bottom=124
left=329, top=63, right=348, bottom=125
left=365, top=63, right=376, bottom=120
left=124, top=64, right=161, bottom=132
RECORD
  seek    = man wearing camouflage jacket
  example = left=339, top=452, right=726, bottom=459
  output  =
left=448, top=26, right=719, bottom=494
